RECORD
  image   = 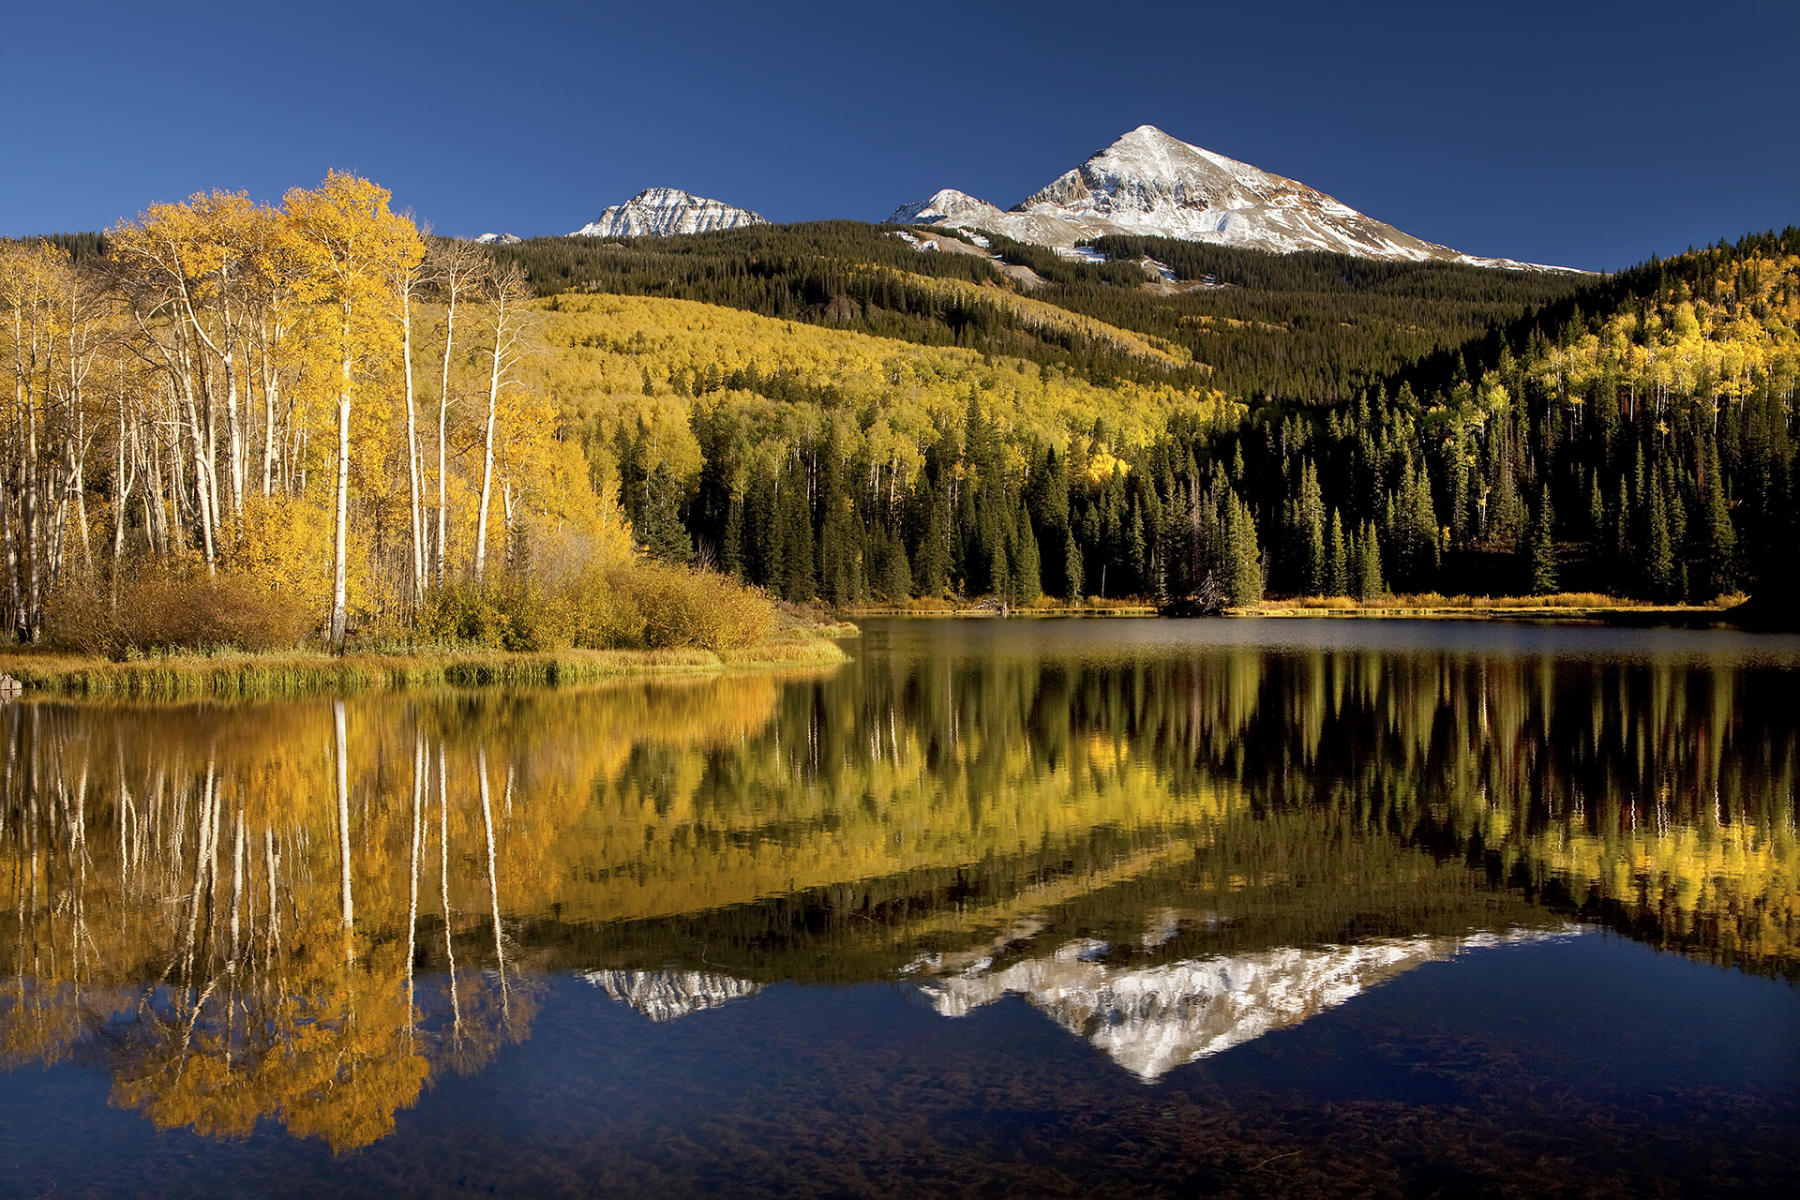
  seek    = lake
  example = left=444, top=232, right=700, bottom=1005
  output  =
left=2, top=617, right=1797, bottom=1197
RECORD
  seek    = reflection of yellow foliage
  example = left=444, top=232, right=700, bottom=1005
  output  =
left=3, top=641, right=1798, bottom=1154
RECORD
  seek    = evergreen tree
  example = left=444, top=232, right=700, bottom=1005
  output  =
left=873, top=528, right=912, bottom=602
left=1291, top=461, right=1326, bottom=593
left=1326, top=509, right=1349, bottom=596
left=1698, top=437, right=1737, bottom=599
left=1062, top=525, right=1084, bottom=602
left=913, top=482, right=950, bottom=599
left=1644, top=473, right=1676, bottom=601
left=637, top=464, right=693, bottom=564
left=1013, top=501, right=1042, bottom=604
left=1354, top=520, right=1386, bottom=601
left=1528, top=487, right=1558, bottom=595
left=1224, top=495, right=1263, bottom=604
left=778, top=469, right=816, bottom=602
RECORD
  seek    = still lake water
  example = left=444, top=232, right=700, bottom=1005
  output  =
left=2, top=617, right=1797, bottom=1197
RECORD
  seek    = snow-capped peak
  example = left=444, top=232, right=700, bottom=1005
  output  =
left=887, top=125, right=1574, bottom=271
left=920, top=925, right=1580, bottom=1081
left=473, top=232, right=521, bottom=245
left=886, top=189, right=1006, bottom=227
left=570, top=187, right=768, bottom=239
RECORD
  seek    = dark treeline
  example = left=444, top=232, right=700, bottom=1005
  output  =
left=611, top=230, right=1797, bottom=606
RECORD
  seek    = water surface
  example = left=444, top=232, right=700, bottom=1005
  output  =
left=3, top=618, right=1796, bottom=1196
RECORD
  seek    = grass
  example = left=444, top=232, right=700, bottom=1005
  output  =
left=0, top=636, right=849, bottom=700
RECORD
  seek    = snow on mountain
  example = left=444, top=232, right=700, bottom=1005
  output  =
left=919, top=925, right=1580, bottom=1081
left=891, top=125, right=1570, bottom=271
left=570, top=187, right=767, bottom=238
left=473, top=232, right=522, bottom=245
left=886, top=188, right=1008, bottom=228
left=583, top=969, right=763, bottom=1021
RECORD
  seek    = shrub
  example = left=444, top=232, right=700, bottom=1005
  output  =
left=414, top=563, right=775, bottom=653
left=47, top=569, right=315, bottom=657
left=606, top=564, right=777, bottom=652
left=417, top=576, right=604, bottom=652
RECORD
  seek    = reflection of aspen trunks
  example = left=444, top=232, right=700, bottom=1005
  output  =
left=335, top=699, right=352, bottom=945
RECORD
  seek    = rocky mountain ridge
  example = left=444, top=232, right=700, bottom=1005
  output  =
left=890, top=125, right=1568, bottom=271
left=570, top=187, right=767, bottom=238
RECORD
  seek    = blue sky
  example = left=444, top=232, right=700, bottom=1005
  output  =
left=4, top=0, right=1795, bottom=270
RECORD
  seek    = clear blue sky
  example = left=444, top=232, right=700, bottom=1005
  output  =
left=4, top=0, right=1795, bottom=271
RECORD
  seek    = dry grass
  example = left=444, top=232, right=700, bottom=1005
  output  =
left=0, top=639, right=847, bottom=700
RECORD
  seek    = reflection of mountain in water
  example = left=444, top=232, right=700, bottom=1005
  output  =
left=919, top=928, right=1580, bottom=1081
left=585, top=969, right=764, bottom=1022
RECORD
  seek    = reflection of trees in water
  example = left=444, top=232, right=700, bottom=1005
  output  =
left=1, top=643, right=1796, bottom=1146
left=0, top=700, right=537, bottom=1150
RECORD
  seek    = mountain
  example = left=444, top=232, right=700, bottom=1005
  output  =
left=570, top=187, right=767, bottom=238
left=584, top=969, right=763, bottom=1021
left=884, top=188, right=1007, bottom=228
left=891, top=125, right=1564, bottom=270
left=920, top=927, right=1578, bottom=1081
left=473, top=232, right=521, bottom=245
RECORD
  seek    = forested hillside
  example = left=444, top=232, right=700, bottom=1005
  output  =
left=520, top=226, right=1798, bottom=609
left=490, top=222, right=1583, bottom=403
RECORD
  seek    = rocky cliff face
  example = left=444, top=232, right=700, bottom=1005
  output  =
left=570, top=187, right=767, bottom=238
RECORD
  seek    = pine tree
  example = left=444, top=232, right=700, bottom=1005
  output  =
left=637, top=464, right=693, bottom=564
left=1013, top=501, right=1042, bottom=604
left=779, top=469, right=815, bottom=603
left=1326, top=509, right=1349, bottom=596
left=1354, top=520, right=1386, bottom=601
left=1528, top=487, right=1558, bottom=595
left=913, top=481, right=950, bottom=599
left=1225, top=495, right=1263, bottom=604
left=873, top=528, right=912, bottom=602
left=1291, top=461, right=1326, bottom=593
left=1698, top=438, right=1737, bottom=599
left=1062, top=525, right=1084, bottom=602
left=1644, top=473, right=1676, bottom=602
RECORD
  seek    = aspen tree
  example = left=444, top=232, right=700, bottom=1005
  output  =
left=472, top=265, right=530, bottom=586
left=427, top=239, right=487, bottom=587
left=284, top=173, right=422, bottom=650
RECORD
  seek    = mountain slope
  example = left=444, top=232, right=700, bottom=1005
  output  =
left=572, top=187, right=767, bottom=238
left=894, top=125, right=1566, bottom=270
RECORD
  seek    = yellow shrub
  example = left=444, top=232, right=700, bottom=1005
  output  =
left=47, top=569, right=316, bottom=656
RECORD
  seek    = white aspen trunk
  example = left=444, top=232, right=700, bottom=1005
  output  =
left=220, top=327, right=244, bottom=520
left=259, top=318, right=280, bottom=498
left=329, top=327, right=352, bottom=652
left=401, top=280, right=426, bottom=600
left=175, top=364, right=217, bottom=573
left=435, top=311, right=453, bottom=586
left=473, top=315, right=503, bottom=586
left=433, top=263, right=467, bottom=588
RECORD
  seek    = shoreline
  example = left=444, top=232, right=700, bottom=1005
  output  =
left=0, top=637, right=851, bottom=700
left=844, top=598, right=1742, bottom=624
